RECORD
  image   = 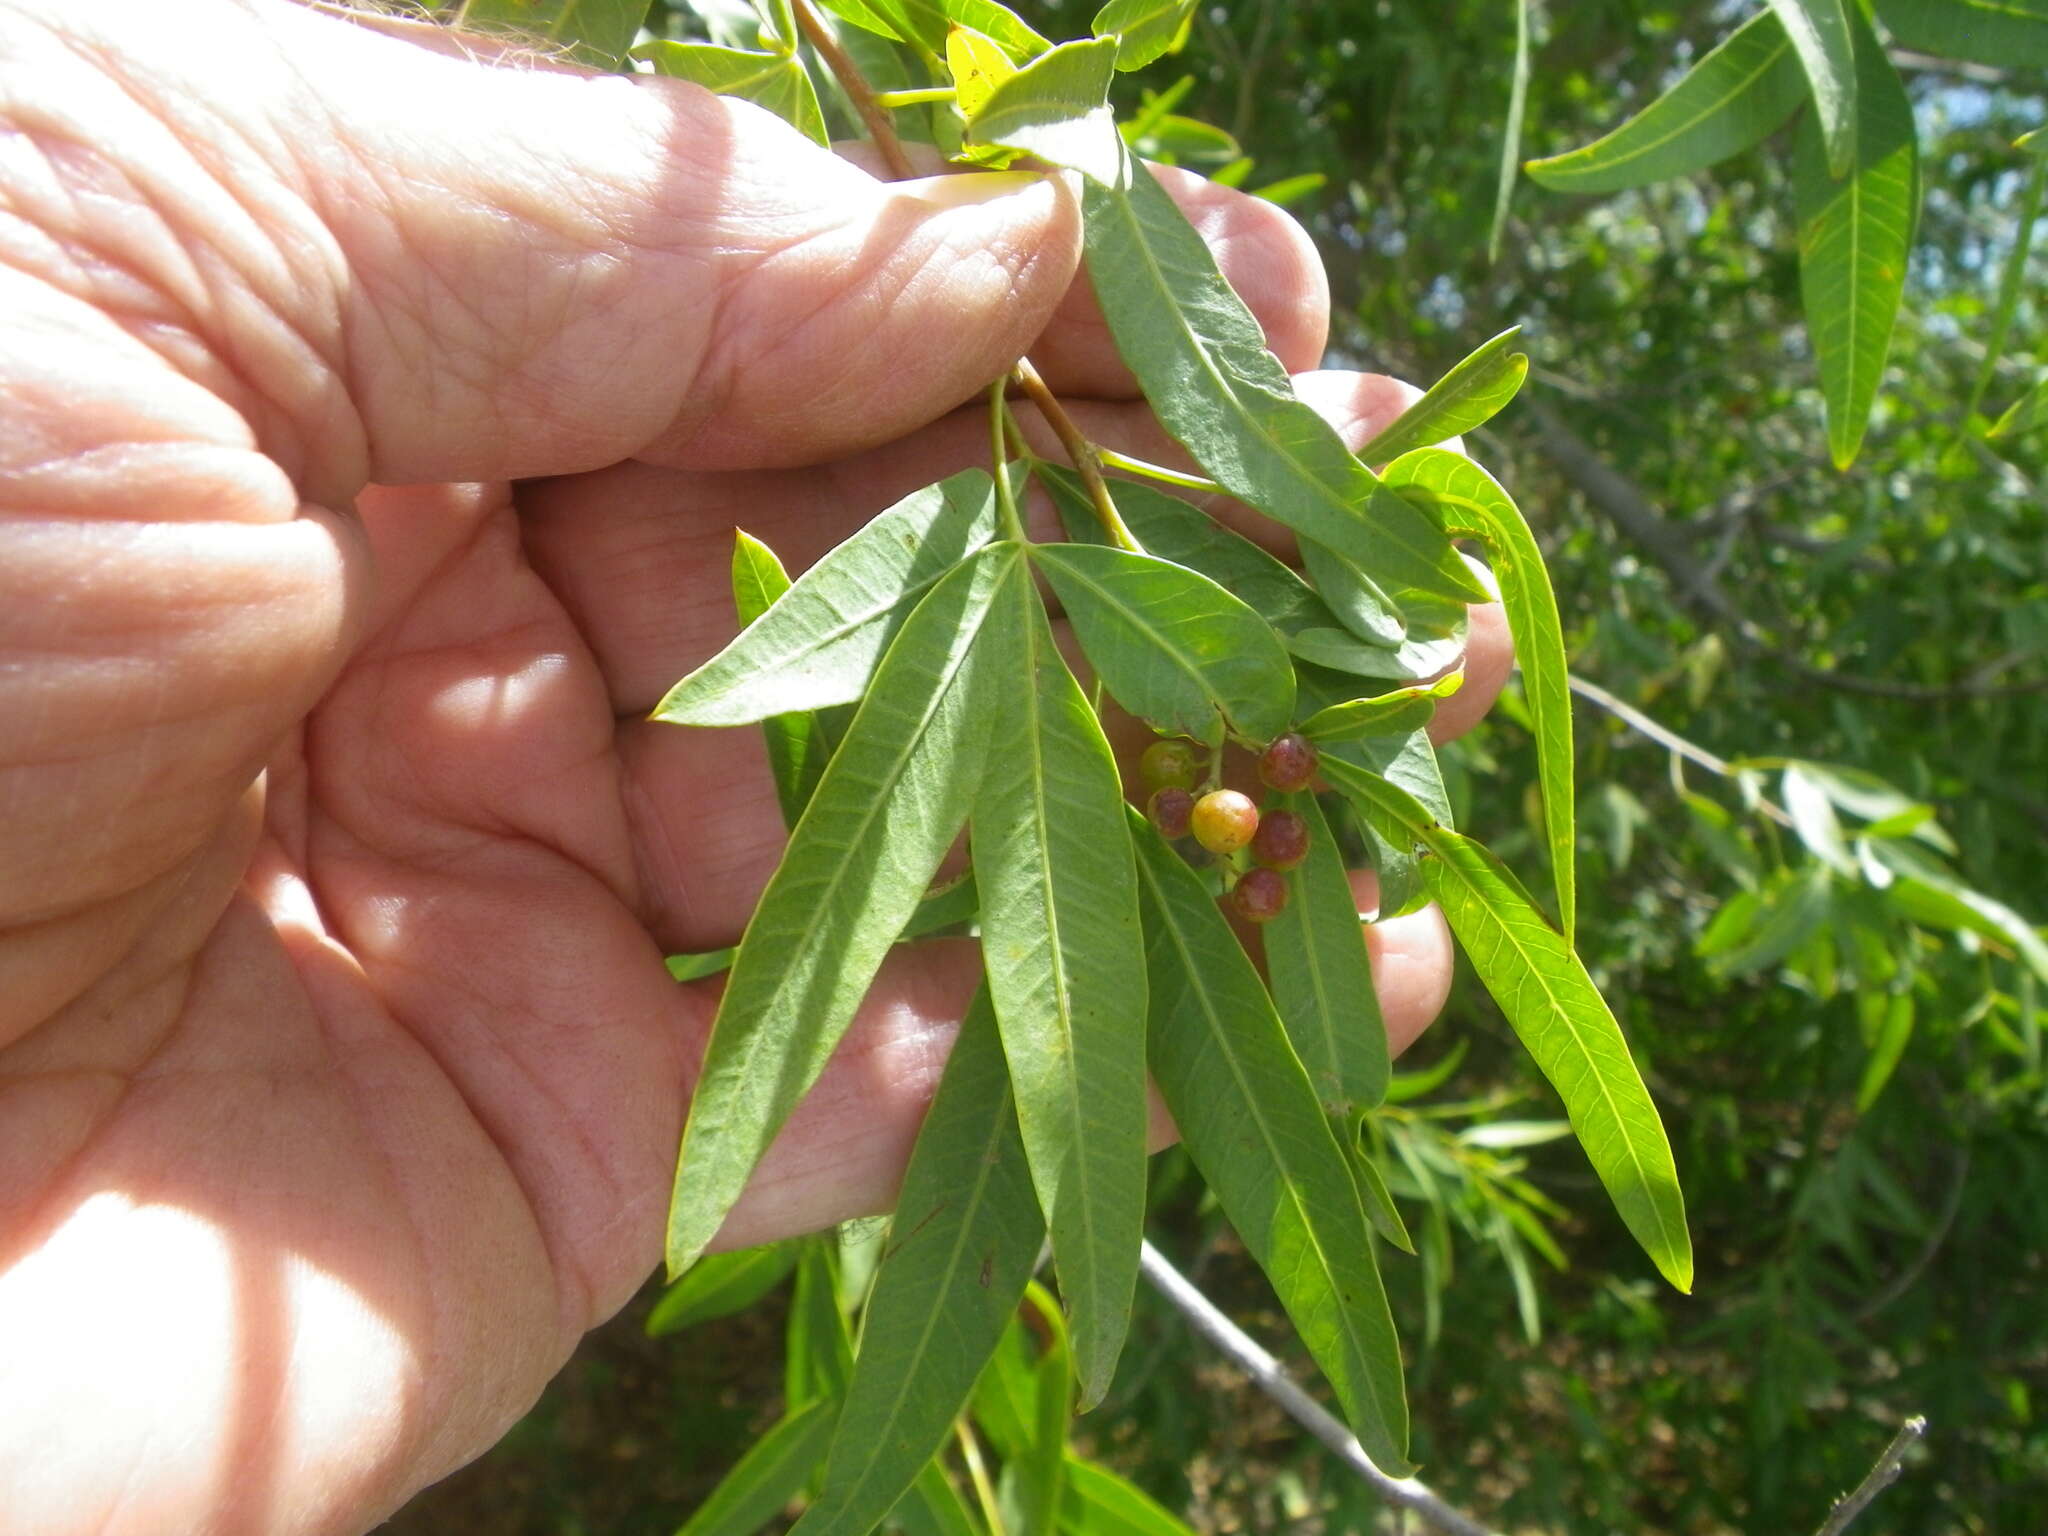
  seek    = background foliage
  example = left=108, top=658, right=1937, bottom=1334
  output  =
left=390, top=0, right=2048, bottom=1529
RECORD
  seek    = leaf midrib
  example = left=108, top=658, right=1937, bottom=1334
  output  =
left=1039, top=549, right=1238, bottom=734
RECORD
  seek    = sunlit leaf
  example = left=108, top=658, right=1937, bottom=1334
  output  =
left=1251, top=171, right=1327, bottom=207
left=457, top=0, right=643, bottom=66
left=666, top=546, right=1018, bottom=1274
left=1792, top=9, right=1917, bottom=469
left=1488, top=0, right=1532, bottom=262
left=966, top=37, right=1123, bottom=183
left=1082, top=158, right=1486, bottom=603
left=1092, top=0, right=1197, bottom=70
left=1988, top=375, right=2048, bottom=439
left=1059, top=1457, right=1200, bottom=1535
left=729, top=531, right=834, bottom=828
left=1130, top=810, right=1413, bottom=1472
left=1355, top=328, right=1529, bottom=465
left=946, top=25, right=1016, bottom=116
left=1855, top=992, right=1915, bottom=1114
left=1873, top=0, right=2048, bottom=67
left=949, top=0, right=1054, bottom=58
left=1769, top=0, right=1857, bottom=177
left=654, top=471, right=998, bottom=727
left=635, top=41, right=829, bottom=144
left=1322, top=761, right=1693, bottom=1293
left=972, top=565, right=1146, bottom=1407
left=1300, top=675, right=1461, bottom=745
left=1524, top=9, right=1806, bottom=193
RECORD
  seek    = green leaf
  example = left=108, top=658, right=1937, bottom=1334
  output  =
left=1769, top=0, right=1858, bottom=177
left=668, top=947, right=737, bottom=982
left=1382, top=448, right=1575, bottom=940
left=971, top=566, right=1146, bottom=1408
left=787, top=1239, right=855, bottom=1409
left=1287, top=628, right=1466, bottom=684
left=646, top=1240, right=800, bottom=1337
left=1855, top=992, right=1915, bottom=1114
left=730, top=531, right=835, bottom=828
left=1059, top=1458, right=1199, bottom=1535
left=948, top=0, right=1054, bottom=59
left=634, top=41, right=830, bottom=145
left=966, top=37, right=1124, bottom=184
left=1355, top=328, right=1529, bottom=465
left=1874, top=843, right=2048, bottom=985
left=457, top=0, right=644, bottom=66
left=1348, top=1138, right=1416, bottom=1255
left=1251, top=172, right=1327, bottom=208
left=1130, top=810, right=1412, bottom=1473
left=1092, top=0, right=1197, bottom=70
left=1873, top=0, right=2048, bottom=68
left=1299, top=675, right=1461, bottom=745
left=1384, top=1037, right=1468, bottom=1104
left=654, top=472, right=999, bottom=728
left=1123, top=114, right=1241, bottom=165
left=1033, top=541, right=1296, bottom=746
left=1299, top=537, right=1408, bottom=648
left=1792, top=9, right=1918, bottom=469
left=1007, top=1288, right=1073, bottom=1536
left=891, top=1464, right=982, bottom=1536
left=946, top=26, right=1015, bottom=117
left=674, top=1396, right=840, bottom=1536
left=970, top=1309, right=1040, bottom=1459
left=1264, top=793, right=1390, bottom=1115
left=794, top=989, right=1042, bottom=1536
left=1988, top=375, right=2048, bottom=440
left=667, top=545, right=1018, bottom=1274
left=664, top=871, right=978, bottom=987
left=1081, top=159, right=1486, bottom=604
left=1524, top=9, right=1807, bottom=193
left=1489, top=0, right=1533, bottom=262
left=1321, top=762, right=1693, bottom=1293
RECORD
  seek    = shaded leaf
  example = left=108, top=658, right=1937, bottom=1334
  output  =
left=1856, top=992, right=1915, bottom=1114
left=1287, top=628, right=1466, bottom=684
left=890, top=1464, right=982, bottom=1536
left=1082, top=159, right=1486, bottom=603
left=1348, top=1138, right=1416, bottom=1254
left=654, top=471, right=998, bottom=727
left=971, top=566, right=1146, bottom=1407
left=1873, top=0, right=2048, bottom=68
left=787, top=1240, right=854, bottom=1409
left=1792, top=9, right=1918, bottom=469
left=1300, top=537, right=1408, bottom=648
left=730, top=531, right=835, bottom=828
left=1355, top=327, right=1529, bottom=466
left=966, top=37, right=1123, bottom=184
left=1093, top=0, right=1197, bottom=70
left=794, top=990, right=1042, bottom=1536
left=1300, top=675, right=1461, bottom=744
left=1322, top=761, right=1693, bottom=1293
left=1033, top=541, right=1295, bottom=745
left=1383, top=448, right=1575, bottom=939
left=1769, top=0, right=1858, bottom=176
left=1264, top=792, right=1390, bottom=1115
left=1059, top=1457, right=1199, bottom=1535
left=635, top=41, right=829, bottom=144
left=675, top=1396, right=840, bottom=1536
left=1130, top=810, right=1412, bottom=1472
left=667, top=545, right=1018, bottom=1274
left=1488, top=0, right=1533, bottom=262
left=1524, top=9, right=1806, bottom=193
left=1006, top=1287, right=1073, bottom=1536
left=1988, top=375, right=2048, bottom=440
left=647, top=1240, right=800, bottom=1338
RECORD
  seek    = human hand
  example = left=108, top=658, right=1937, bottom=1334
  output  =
left=0, top=2, right=1508, bottom=1531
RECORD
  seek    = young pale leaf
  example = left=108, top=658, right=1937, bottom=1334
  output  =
left=731, top=531, right=835, bottom=828
left=1488, top=0, right=1532, bottom=262
left=1988, top=374, right=2048, bottom=440
left=655, top=471, right=998, bottom=727
left=1873, top=0, right=2048, bottom=68
left=1130, top=811, right=1412, bottom=1473
left=666, top=546, right=1018, bottom=1274
left=1299, top=538, right=1408, bottom=647
left=1320, top=761, right=1693, bottom=1294
left=1348, top=1139, right=1417, bottom=1255
left=1524, top=9, right=1806, bottom=193
left=635, top=42, right=830, bottom=144
left=793, top=989, right=1043, bottom=1536
left=1264, top=793, right=1390, bottom=1115
left=1382, top=448, right=1575, bottom=940
left=1355, top=328, right=1529, bottom=465
left=1768, top=0, right=1858, bottom=177
left=971, top=566, right=1146, bottom=1409
left=966, top=37, right=1124, bottom=184
left=646, top=1240, right=800, bottom=1337
left=458, top=0, right=643, bottom=66
left=675, top=1396, right=839, bottom=1536
left=1092, top=0, right=1197, bottom=70
left=1059, top=1457, right=1199, bottom=1535
left=1033, top=542, right=1295, bottom=745
left=1082, top=159, right=1486, bottom=605
left=1793, top=6, right=1917, bottom=470
left=946, top=25, right=1016, bottom=116
left=1300, top=674, right=1462, bottom=745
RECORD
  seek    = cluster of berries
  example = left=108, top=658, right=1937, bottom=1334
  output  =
left=1140, top=733, right=1321, bottom=924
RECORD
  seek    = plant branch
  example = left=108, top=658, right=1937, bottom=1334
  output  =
left=1812, top=1416, right=1928, bottom=1536
left=1139, top=1241, right=1501, bottom=1536
left=793, top=0, right=913, bottom=173
left=1566, top=673, right=1795, bottom=829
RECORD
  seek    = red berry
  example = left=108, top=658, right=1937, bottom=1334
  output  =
left=1149, top=785, right=1196, bottom=840
left=1251, top=808, right=1310, bottom=870
left=1258, top=733, right=1319, bottom=792
left=1231, top=866, right=1289, bottom=923
left=1139, top=738, right=1201, bottom=791
left=1189, top=789, right=1259, bottom=855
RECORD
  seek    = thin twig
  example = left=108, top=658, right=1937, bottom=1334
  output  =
left=1812, top=1417, right=1928, bottom=1536
left=793, top=0, right=912, bottom=172
left=1565, top=674, right=1795, bottom=829
left=1139, top=1241, right=1501, bottom=1536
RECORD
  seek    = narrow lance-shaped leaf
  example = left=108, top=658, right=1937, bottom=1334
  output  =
left=1355, top=327, right=1530, bottom=466
left=793, top=989, right=1044, bottom=1536
left=891, top=1464, right=982, bottom=1536
left=1092, top=0, right=1197, bottom=70
left=1300, top=673, right=1462, bottom=745
left=1034, top=541, right=1295, bottom=746
left=1872, top=0, right=2048, bottom=69
left=1769, top=0, right=1857, bottom=177
left=731, top=531, right=832, bottom=828
left=1264, top=792, right=1391, bottom=1115
left=966, top=37, right=1124, bottom=184
left=1348, top=1137, right=1416, bottom=1255
left=971, top=564, right=1147, bottom=1406
left=1321, top=760, right=1693, bottom=1293
left=645, top=1239, right=800, bottom=1338
left=654, top=470, right=999, bottom=727
left=1488, top=0, right=1532, bottom=263
left=1130, top=810, right=1412, bottom=1472
left=1383, top=448, right=1575, bottom=941
left=673, top=1396, right=840, bottom=1536
left=1060, top=1457, right=1201, bottom=1536
left=634, top=41, right=829, bottom=145
left=1299, top=537, right=1407, bottom=648
left=1082, top=156, right=1487, bottom=605
left=1006, top=1286, right=1073, bottom=1536
left=666, top=545, right=1018, bottom=1274
left=1524, top=9, right=1807, bottom=194
left=1793, top=7, right=1918, bottom=470
left=786, top=1239, right=854, bottom=1410
left=1989, top=375, right=2048, bottom=441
